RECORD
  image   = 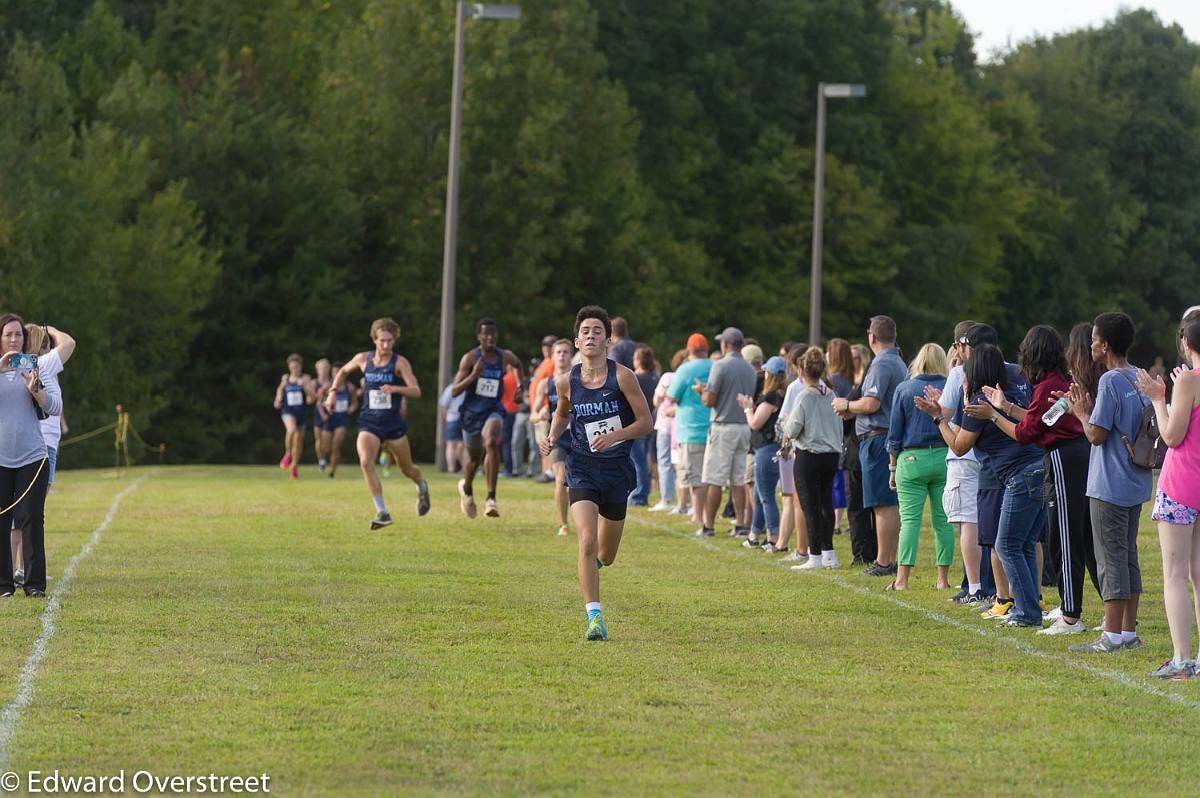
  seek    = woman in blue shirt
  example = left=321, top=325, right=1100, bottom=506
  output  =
left=885, top=344, right=952, bottom=591
left=919, top=344, right=1046, bottom=627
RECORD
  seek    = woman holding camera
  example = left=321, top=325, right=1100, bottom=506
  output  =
left=0, top=313, right=60, bottom=598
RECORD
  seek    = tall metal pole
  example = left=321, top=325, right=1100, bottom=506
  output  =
left=809, top=82, right=827, bottom=347
left=435, top=0, right=467, bottom=472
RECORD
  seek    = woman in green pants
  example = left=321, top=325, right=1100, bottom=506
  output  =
left=885, top=344, right=954, bottom=590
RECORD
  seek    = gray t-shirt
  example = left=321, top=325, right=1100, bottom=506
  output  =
left=784, top=383, right=844, bottom=454
left=706, top=352, right=757, bottom=424
left=0, top=369, right=52, bottom=468
left=856, top=347, right=907, bottom=436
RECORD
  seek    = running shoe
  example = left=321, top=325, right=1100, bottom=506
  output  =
left=289, top=466, right=298, bottom=481
left=669, top=507, right=690, bottom=515
left=557, top=525, right=569, bottom=537
left=980, top=600, right=1013, bottom=620
left=951, top=590, right=986, bottom=606
left=1044, top=605, right=1063, bottom=621
left=648, top=501, right=672, bottom=513
left=586, top=613, right=608, bottom=641
left=947, top=588, right=968, bottom=603
left=761, top=544, right=787, bottom=554
left=1069, top=635, right=1125, bottom=654
left=821, top=551, right=841, bottom=569
left=416, top=480, right=431, bottom=516
left=1124, top=635, right=1143, bottom=651
left=693, top=527, right=715, bottom=537
left=319, top=461, right=327, bottom=472
left=782, top=550, right=807, bottom=563
left=24, top=588, right=45, bottom=598
left=279, top=452, right=292, bottom=469
left=370, top=512, right=393, bottom=530
left=484, top=498, right=500, bottom=518
left=1000, top=617, right=1041, bottom=628
left=1150, top=660, right=1195, bottom=680
left=13, top=569, right=24, bottom=587
left=458, top=480, right=477, bottom=519
left=791, top=556, right=823, bottom=571
left=1037, top=617, right=1086, bottom=636
left=742, top=538, right=764, bottom=549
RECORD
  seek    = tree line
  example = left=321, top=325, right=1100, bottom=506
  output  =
left=1, top=0, right=1196, bottom=463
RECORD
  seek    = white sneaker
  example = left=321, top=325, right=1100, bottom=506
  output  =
left=782, top=550, right=807, bottom=563
left=791, top=556, right=824, bottom=571
left=821, top=550, right=840, bottom=569
left=649, top=501, right=672, bottom=513
left=1037, top=617, right=1087, bottom=636
left=1044, top=605, right=1063, bottom=620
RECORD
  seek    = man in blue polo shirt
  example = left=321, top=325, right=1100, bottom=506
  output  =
left=833, top=315, right=907, bottom=576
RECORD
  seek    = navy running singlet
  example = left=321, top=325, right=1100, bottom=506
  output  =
left=547, top=372, right=571, bottom=450
left=461, top=346, right=507, bottom=429
left=568, top=361, right=636, bottom=461
left=360, top=353, right=405, bottom=428
left=282, top=378, right=307, bottom=420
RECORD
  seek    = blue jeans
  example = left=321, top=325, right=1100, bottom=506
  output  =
left=655, top=430, right=675, bottom=504
left=501, top=411, right=516, bottom=475
left=629, top=435, right=651, bottom=505
left=996, top=463, right=1048, bottom=624
left=752, top=444, right=781, bottom=533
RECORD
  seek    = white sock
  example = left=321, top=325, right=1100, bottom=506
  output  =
left=1122, top=630, right=1137, bottom=643
left=1104, top=631, right=1123, bottom=646
left=319, top=458, right=328, bottom=467
left=372, top=495, right=387, bottom=514
left=968, top=582, right=981, bottom=594
left=822, top=549, right=836, bottom=560
left=585, top=602, right=601, bottom=614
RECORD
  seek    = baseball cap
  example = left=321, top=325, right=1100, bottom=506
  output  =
left=718, top=327, right=744, bottom=347
left=742, top=344, right=763, bottom=367
left=964, top=323, right=998, bottom=348
left=764, top=356, right=787, bottom=376
left=686, top=333, right=708, bottom=350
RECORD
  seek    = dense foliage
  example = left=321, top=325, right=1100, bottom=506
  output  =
left=1, top=1, right=1196, bottom=463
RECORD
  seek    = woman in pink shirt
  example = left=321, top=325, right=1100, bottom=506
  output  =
left=1138, top=311, right=1200, bottom=679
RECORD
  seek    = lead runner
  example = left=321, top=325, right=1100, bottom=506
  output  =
left=541, top=306, right=651, bottom=641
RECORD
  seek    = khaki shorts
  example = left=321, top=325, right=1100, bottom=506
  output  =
left=677, top=443, right=707, bottom=488
left=744, top=452, right=756, bottom=484
left=702, top=423, right=752, bottom=487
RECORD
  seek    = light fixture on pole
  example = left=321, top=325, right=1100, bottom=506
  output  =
left=435, top=2, right=521, bottom=471
left=809, top=82, right=865, bottom=346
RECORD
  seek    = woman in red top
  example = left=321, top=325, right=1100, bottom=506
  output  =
left=981, top=325, right=1099, bottom=635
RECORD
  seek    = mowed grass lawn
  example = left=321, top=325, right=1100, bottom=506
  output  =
left=2, top=465, right=1197, bottom=796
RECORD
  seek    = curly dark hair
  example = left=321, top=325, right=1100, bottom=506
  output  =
left=1093, top=311, right=1134, bottom=356
left=574, top=305, right=611, bottom=338
left=1017, top=325, right=1069, bottom=385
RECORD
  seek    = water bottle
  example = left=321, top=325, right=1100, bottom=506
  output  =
left=1041, top=397, right=1068, bottom=426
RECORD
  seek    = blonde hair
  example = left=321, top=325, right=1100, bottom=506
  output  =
left=370, top=317, right=401, bottom=339
left=909, top=343, right=949, bottom=377
left=24, top=324, right=48, bottom=354
left=801, top=346, right=826, bottom=381
left=763, top=371, right=788, bottom=395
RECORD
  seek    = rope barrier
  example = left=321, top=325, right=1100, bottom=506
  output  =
left=57, top=421, right=118, bottom=448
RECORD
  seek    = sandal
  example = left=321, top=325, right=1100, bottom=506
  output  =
left=884, top=580, right=898, bottom=591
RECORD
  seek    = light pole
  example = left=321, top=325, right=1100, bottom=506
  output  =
left=809, top=82, right=865, bottom=346
left=435, top=2, right=521, bottom=471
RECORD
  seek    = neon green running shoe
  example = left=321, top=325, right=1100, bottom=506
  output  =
left=586, top=613, right=607, bottom=641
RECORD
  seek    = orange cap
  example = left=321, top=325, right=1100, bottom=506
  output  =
left=686, top=333, right=708, bottom=350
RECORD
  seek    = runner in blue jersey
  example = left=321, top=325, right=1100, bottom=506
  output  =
left=317, top=360, right=359, bottom=479
left=451, top=317, right=525, bottom=519
left=541, top=306, right=652, bottom=641
left=532, top=338, right=575, bottom=536
left=327, top=318, right=430, bottom=529
left=273, top=353, right=315, bottom=480
left=313, top=359, right=334, bottom=472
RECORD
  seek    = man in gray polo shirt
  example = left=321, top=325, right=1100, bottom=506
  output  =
left=694, top=327, right=757, bottom=537
left=833, top=315, right=907, bottom=576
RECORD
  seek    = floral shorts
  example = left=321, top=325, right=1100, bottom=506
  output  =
left=1152, top=489, right=1200, bottom=526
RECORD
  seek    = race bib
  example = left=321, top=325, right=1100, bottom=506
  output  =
left=368, top=389, right=393, bottom=410
left=335, top=398, right=349, bottom=413
left=286, top=391, right=303, bottom=407
left=584, top=415, right=624, bottom=451
left=476, top=377, right=500, bottom=398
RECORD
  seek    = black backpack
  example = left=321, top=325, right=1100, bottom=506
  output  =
left=1115, top=370, right=1166, bottom=470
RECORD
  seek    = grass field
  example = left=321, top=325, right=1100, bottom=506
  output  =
left=1, top=465, right=1197, bottom=796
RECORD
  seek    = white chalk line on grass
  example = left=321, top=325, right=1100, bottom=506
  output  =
left=0, top=476, right=147, bottom=768
left=633, top=515, right=1200, bottom=712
